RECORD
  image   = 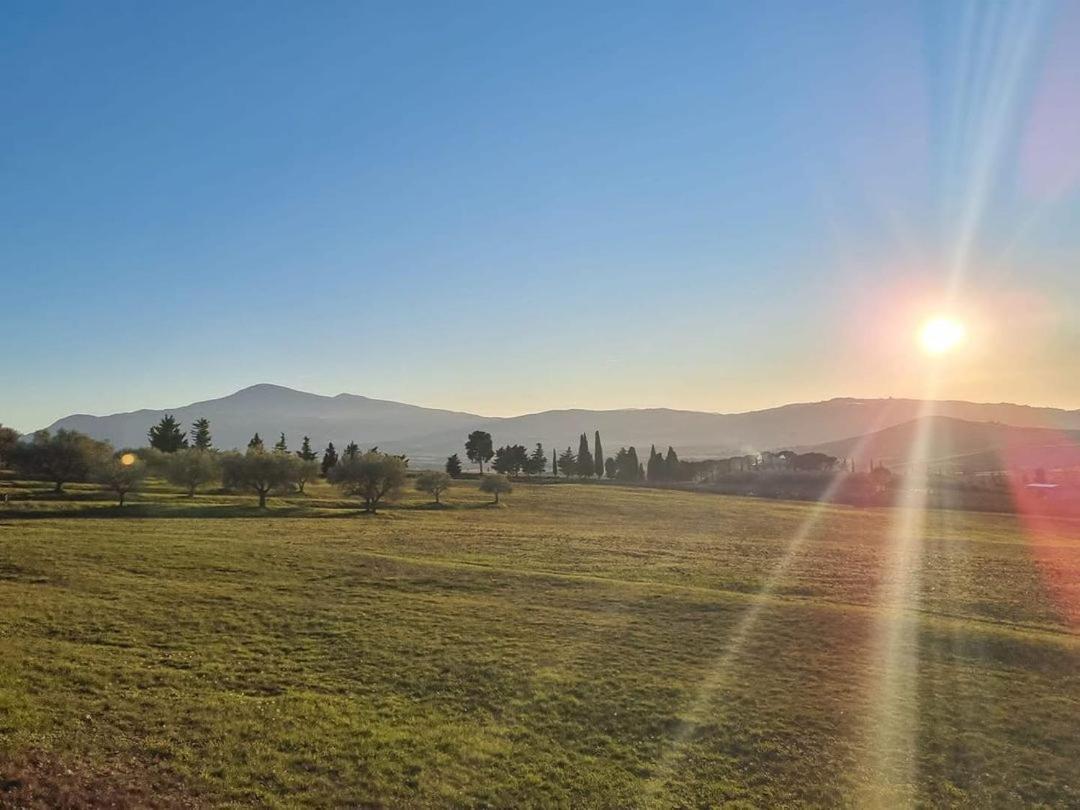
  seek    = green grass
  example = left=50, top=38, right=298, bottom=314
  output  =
left=0, top=480, right=1077, bottom=807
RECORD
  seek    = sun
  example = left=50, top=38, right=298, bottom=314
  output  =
left=919, top=316, right=966, bottom=355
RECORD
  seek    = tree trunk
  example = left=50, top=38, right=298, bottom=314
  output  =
left=435, top=491, right=440, bottom=504
left=54, top=481, right=63, bottom=494
left=119, top=492, right=125, bottom=507
left=494, top=492, right=499, bottom=504
left=258, top=490, right=267, bottom=508
left=188, top=485, right=196, bottom=498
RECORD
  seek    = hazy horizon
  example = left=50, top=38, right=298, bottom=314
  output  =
left=9, top=379, right=1080, bottom=437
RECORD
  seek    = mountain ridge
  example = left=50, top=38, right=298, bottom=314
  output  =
left=805, top=415, right=1080, bottom=472
left=42, top=385, right=1080, bottom=465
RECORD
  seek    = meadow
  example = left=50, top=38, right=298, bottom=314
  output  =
left=0, top=479, right=1077, bottom=807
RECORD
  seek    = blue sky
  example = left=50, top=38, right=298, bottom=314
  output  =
left=3, top=1, right=1079, bottom=431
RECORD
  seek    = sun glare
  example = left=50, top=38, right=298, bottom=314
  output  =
left=120, top=452, right=137, bottom=466
left=919, top=316, right=966, bottom=355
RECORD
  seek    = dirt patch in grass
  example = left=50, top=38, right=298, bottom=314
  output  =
left=0, top=751, right=201, bottom=809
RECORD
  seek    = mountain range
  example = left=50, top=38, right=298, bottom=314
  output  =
left=43, top=384, right=1080, bottom=469
left=806, top=415, right=1080, bottom=472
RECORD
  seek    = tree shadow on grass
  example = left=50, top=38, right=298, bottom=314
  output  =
left=0, top=503, right=346, bottom=520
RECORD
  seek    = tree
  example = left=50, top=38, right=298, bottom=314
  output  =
left=274, top=433, right=288, bottom=453
left=165, top=448, right=221, bottom=497
left=594, top=431, right=604, bottom=478
left=614, top=447, right=640, bottom=481
left=0, top=424, right=20, bottom=469
left=328, top=450, right=408, bottom=513
left=479, top=473, right=512, bottom=504
left=558, top=447, right=576, bottom=478
left=248, top=433, right=264, bottom=452
left=465, top=430, right=494, bottom=473
left=343, top=441, right=360, bottom=460
left=221, top=449, right=295, bottom=508
left=135, top=447, right=169, bottom=476
left=93, top=453, right=148, bottom=506
left=148, top=415, right=187, bottom=453
left=191, top=417, right=213, bottom=450
left=576, top=433, right=593, bottom=478
left=790, top=452, right=837, bottom=472
left=646, top=445, right=662, bottom=481
left=526, top=443, right=547, bottom=476
left=492, top=445, right=528, bottom=477
left=664, top=446, right=680, bottom=480
left=291, top=458, right=320, bottom=493
left=321, top=442, right=339, bottom=476
left=9, top=430, right=111, bottom=493
left=445, top=453, right=463, bottom=478
left=296, top=436, right=318, bottom=462
left=492, top=446, right=513, bottom=476
left=604, top=457, right=617, bottom=479
left=551, top=447, right=557, bottom=477
left=416, top=470, right=452, bottom=504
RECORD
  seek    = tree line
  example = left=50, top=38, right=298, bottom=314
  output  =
left=452, top=429, right=692, bottom=483
left=449, top=429, right=847, bottom=485
left=0, top=415, right=520, bottom=511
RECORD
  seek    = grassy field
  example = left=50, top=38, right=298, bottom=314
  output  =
left=1, top=479, right=1077, bottom=807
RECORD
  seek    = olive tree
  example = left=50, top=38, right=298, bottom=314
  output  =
left=9, top=429, right=111, bottom=493
left=220, top=449, right=295, bottom=508
left=479, top=473, right=512, bottom=504
left=165, top=448, right=221, bottom=497
left=328, top=450, right=407, bottom=513
left=0, top=424, right=19, bottom=469
left=290, top=458, right=320, bottom=494
left=415, top=470, right=452, bottom=504
left=92, top=453, right=148, bottom=506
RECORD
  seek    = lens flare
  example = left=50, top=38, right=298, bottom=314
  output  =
left=919, top=316, right=966, bottom=354
left=120, top=453, right=137, bottom=466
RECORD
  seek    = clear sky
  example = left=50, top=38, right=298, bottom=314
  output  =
left=3, top=0, right=1079, bottom=432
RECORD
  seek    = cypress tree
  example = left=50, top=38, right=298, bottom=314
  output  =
left=297, top=436, right=318, bottom=461
left=646, top=444, right=661, bottom=481
left=528, top=443, right=547, bottom=476
left=191, top=417, right=212, bottom=450
left=551, top=448, right=558, bottom=477
left=321, top=442, right=338, bottom=475
left=274, top=433, right=288, bottom=453
left=664, top=446, right=680, bottom=480
left=576, top=433, right=593, bottom=478
left=247, top=433, right=264, bottom=452
left=445, top=453, right=463, bottom=478
left=558, top=446, right=576, bottom=478
left=628, top=447, right=640, bottom=480
left=148, top=414, right=188, bottom=453
left=593, top=431, right=604, bottom=478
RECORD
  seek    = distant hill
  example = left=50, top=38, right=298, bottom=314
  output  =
left=806, top=415, right=1080, bottom=472
left=43, top=385, right=1080, bottom=465
left=47, top=384, right=483, bottom=462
